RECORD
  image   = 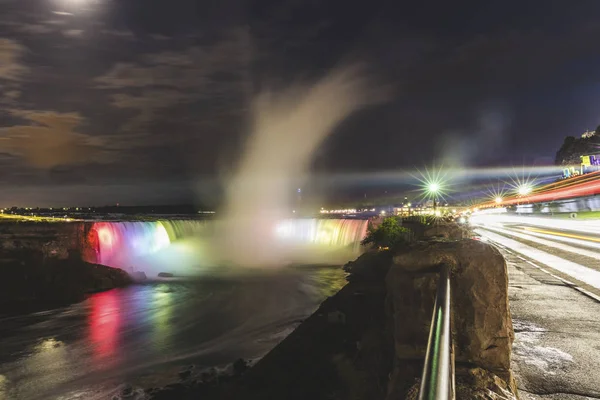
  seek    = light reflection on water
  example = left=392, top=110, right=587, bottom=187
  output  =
left=0, top=266, right=346, bottom=400
left=152, top=287, right=173, bottom=350
left=89, top=291, right=121, bottom=364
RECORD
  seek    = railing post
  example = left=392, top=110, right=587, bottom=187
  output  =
left=418, top=264, right=453, bottom=400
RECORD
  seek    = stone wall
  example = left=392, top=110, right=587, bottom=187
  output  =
left=0, top=221, right=130, bottom=314
left=0, top=222, right=84, bottom=257
left=386, top=239, right=518, bottom=399
left=0, top=221, right=99, bottom=262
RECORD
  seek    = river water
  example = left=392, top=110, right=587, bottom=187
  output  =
left=0, top=266, right=346, bottom=400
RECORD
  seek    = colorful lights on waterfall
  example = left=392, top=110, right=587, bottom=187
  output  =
left=90, top=222, right=176, bottom=267
left=273, top=219, right=368, bottom=249
left=89, top=219, right=369, bottom=272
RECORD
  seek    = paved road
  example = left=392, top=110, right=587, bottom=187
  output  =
left=474, top=221, right=600, bottom=399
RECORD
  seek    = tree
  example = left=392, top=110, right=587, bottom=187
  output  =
left=555, top=135, right=597, bottom=165
left=361, top=217, right=411, bottom=249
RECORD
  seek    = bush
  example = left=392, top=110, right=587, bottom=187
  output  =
left=401, top=215, right=435, bottom=226
left=361, top=217, right=411, bottom=249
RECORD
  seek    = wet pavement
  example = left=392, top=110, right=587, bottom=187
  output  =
left=476, top=226, right=600, bottom=399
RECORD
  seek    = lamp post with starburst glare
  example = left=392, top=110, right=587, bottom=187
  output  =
left=412, top=164, right=455, bottom=218
left=414, top=166, right=451, bottom=216
left=427, top=182, right=441, bottom=211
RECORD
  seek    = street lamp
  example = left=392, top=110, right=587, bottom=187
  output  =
left=517, top=185, right=532, bottom=196
left=427, top=182, right=441, bottom=211
left=495, top=196, right=503, bottom=204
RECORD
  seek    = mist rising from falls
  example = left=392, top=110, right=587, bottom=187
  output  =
left=218, top=66, right=378, bottom=267
left=84, top=67, right=379, bottom=273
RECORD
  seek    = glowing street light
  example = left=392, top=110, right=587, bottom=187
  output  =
left=517, top=185, right=532, bottom=196
left=413, top=165, right=451, bottom=213
left=426, top=181, right=443, bottom=211
left=507, top=167, right=537, bottom=199
left=427, top=182, right=440, bottom=195
left=495, top=196, right=503, bottom=204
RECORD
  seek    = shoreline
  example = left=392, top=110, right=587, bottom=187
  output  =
left=0, top=254, right=132, bottom=317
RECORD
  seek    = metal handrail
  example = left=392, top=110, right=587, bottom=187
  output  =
left=418, top=264, right=455, bottom=400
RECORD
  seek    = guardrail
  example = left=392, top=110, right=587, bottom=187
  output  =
left=418, top=264, right=455, bottom=400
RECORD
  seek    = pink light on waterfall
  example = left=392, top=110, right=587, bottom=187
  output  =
left=91, top=223, right=120, bottom=266
left=97, top=226, right=115, bottom=247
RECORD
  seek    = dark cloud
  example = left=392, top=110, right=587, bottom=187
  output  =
left=99, top=29, right=136, bottom=40
left=0, top=38, right=28, bottom=81
left=13, top=23, right=56, bottom=35
left=0, top=110, right=106, bottom=169
left=94, top=29, right=251, bottom=90
left=110, top=90, right=190, bottom=132
left=0, top=38, right=30, bottom=110
left=62, top=29, right=84, bottom=38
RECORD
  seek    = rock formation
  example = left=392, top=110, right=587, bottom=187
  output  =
left=0, top=221, right=131, bottom=315
left=423, top=222, right=470, bottom=240
left=386, top=239, right=517, bottom=399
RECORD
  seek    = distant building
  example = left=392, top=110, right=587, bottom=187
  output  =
left=582, top=130, right=596, bottom=139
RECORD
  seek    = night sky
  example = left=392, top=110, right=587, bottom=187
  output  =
left=1, top=0, right=600, bottom=207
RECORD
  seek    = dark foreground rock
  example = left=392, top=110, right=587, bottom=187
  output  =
left=423, top=222, right=470, bottom=240
left=388, top=239, right=517, bottom=399
left=0, top=250, right=131, bottom=315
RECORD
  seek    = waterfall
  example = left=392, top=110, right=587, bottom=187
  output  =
left=273, top=219, right=368, bottom=251
left=87, top=219, right=368, bottom=274
left=87, top=221, right=207, bottom=267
